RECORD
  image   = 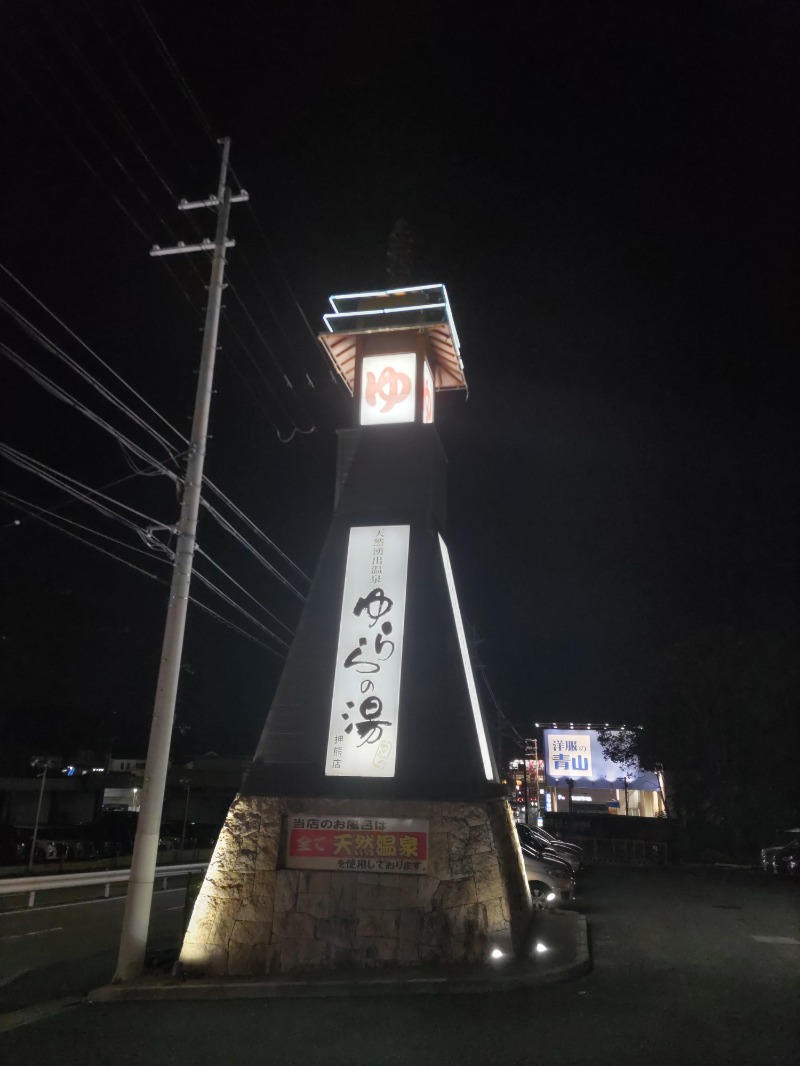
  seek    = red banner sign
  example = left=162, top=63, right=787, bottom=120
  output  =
left=286, top=816, right=428, bottom=874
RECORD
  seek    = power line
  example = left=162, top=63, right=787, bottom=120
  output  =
left=137, top=531, right=293, bottom=650
left=0, top=469, right=150, bottom=532
left=0, top=484, right=291, bottom=655
left=0, top=340, right=181, bottom=484
left=200, top=498, right=306, bottom=600
left=0, top=441, right=164, bottom=532
left=110, top=4, right=325, bottom=407
left=133, top=0, right=218, bottom=148
left=129, top=1, right=332, bottom=387
left=3, top=327, right=309, bottom=590
left=231, top=247, right=320, bottom=385
left=19, top=6, right=324, bottom=438
left=2, top=13, right=201, bottom=312
left=0, top=263, right=186, bottom=455
left=225, top=277, right=296, bottom=389
left=1, top=491, right=276, bottom=653
left=201, top=482, right=310, bottom=584
left=4, top=58, right=148, bottom=247
left=0, top=488, right=169, bottom=565
left=195, top=546, right=294, bottom=638
left=1, top=269, right=310, bottom=586
left=235, top=193, right=334, bottom=379
left=8, top=11, right=323, bottom=443
left=221, top=284, right=319, bottom=441
left=217, top=307, right=301, bottom=436
left=79, top=0, right=321, bottom=425
left=190, top=568, right=290, bottom=651
left=83, top=0, right=206, bottom=189
left=469, top=630, right=525, bottom=751
left=8, top=10, right=181, bottom=243
left=42, top=0, right=180, bottom=204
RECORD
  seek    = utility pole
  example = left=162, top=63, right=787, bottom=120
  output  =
left=521, top=749, right=529, bottom=825
left=114, top=138, right=248, bottom=982
left=28, top=757, right=58, bottom=870
left=531, top=737, right=540, bottom=823
left=522, top=737, right=539, bottom=826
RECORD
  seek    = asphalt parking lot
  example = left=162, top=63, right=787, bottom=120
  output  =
left=1, top=862, right=797, bottom=1065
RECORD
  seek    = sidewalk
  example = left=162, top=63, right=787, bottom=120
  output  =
left=90, top=909, right=590, bottom=1002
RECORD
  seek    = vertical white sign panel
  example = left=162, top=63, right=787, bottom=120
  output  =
left=326, top=525, right=410, bottom=777
left=360, top=353, right=417, bottom=426
left=438, top=535, right=496, bottom=781
left=422, top=359, right=435, bottom=424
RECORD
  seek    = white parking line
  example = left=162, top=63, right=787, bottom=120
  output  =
left=751, top=935, right=800, bottom=945
left=2, top=927, right=63, bottom=940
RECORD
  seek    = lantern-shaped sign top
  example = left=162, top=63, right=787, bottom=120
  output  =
left=318, top=284, right=466, bottom=428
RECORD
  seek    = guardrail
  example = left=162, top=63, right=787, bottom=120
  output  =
left=0, top=862, right=208, bottom=909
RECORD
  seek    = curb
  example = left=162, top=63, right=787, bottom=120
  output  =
left=89, top=914, right=591, bottom=1002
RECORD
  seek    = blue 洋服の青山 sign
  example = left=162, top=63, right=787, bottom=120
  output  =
left=543, top=729, right=659, bottom=791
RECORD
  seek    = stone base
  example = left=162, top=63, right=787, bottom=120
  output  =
left=180, top=795, right=531, bottom=977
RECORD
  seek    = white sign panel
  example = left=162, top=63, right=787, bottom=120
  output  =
left=422, top=359, right=435, bottom=424
left=546, top=732, right=594, bottom=779
left=326, top=525, right=410, bottom=777
left=360, top=353, right=417, bottom=425
left=287, top=815, right=428, bottom=875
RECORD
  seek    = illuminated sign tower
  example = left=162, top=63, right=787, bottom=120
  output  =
left=180, top=285, right=531, bottom=979
left=245, top=283, right=498, bottom=798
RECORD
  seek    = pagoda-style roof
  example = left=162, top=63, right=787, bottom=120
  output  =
left=318, top=283, right=467, bottom=394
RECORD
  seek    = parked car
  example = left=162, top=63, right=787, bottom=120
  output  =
left=91, top=812, right=137, bottom=858
left=533, top=823, right=584, bottom=855
left=159, top=822, right=220, bottom=851
left=30, top=831, right=70, bottom=862
left=52, top=826, right=99, bottom=860
left=0, top=826, right=28, bottom=866
left=518, top=823, right=583, bottom=873
left=520, top=838, right=575, bottom=881
left=760, top=829, right=800, bottom=876
left=517, top=839, right=575, bottom=909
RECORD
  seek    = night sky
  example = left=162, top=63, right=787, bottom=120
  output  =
left=1, top=1, right=797, bottom=764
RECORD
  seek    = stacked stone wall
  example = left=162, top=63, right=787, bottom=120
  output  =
left=180, top=795, right=531, bottom=977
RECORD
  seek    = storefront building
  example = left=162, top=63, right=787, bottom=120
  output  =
left=542, top=726, right=664, bottom=817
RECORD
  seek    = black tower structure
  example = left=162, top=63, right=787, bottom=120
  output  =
left=179, top=286, right=530, bottom=979
left=244, top=284, right=499, bottom=801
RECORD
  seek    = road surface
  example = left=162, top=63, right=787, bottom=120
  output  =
left=0, top=864, right=797, bottom=1065
left=0, top=885, right=185, bottom=1012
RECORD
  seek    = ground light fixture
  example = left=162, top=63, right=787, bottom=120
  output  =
left=490, top=948, right=504, bottom=959
left=535, top=943, right=548, bottom=954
